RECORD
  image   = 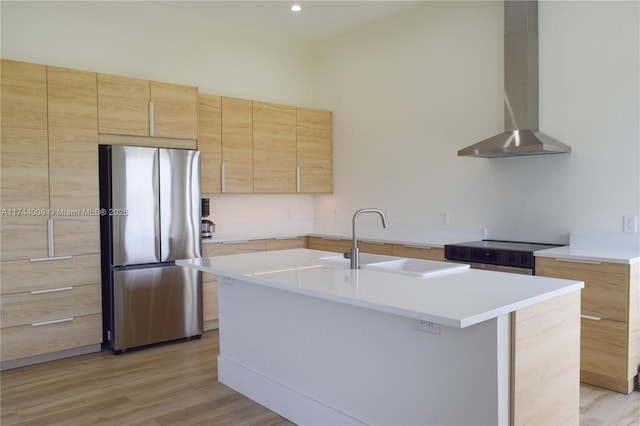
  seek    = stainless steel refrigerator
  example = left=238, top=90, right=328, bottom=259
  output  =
left=99, top=145, right=202, bottom=352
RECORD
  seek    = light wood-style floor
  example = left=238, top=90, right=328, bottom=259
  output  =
left=1, top=330, right=638, bottom=425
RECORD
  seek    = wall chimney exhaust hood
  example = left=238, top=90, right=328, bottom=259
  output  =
left=458, top=0, right=571, bottom=158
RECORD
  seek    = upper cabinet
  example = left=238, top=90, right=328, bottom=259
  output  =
left=297, top=108, right=332, bottom=193
left=198, top=94, right=223, bottom=194
left=97, top=74, right=149, bottom=136
left=221, top=97, right=253, bottom=193
left=97, top=74, right=198, bottom=140
left=1, top=59, right=48, bottom=130
left=253, top=101, right=297, bottom=193
left=199, top=93, right=333, bottom=195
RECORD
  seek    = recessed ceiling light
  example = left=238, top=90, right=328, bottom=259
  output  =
left=290, top=4, right=302, bottom=12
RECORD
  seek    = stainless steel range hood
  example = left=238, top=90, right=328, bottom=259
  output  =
left=458, top=0, right=571, bottom=158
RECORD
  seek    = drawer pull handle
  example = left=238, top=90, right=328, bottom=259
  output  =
left=30, top=256, right=73, bottom=262
left=321, top=237, right=343, bottom=241
left=221, top=163, right=226, bottom=193
left=32, top=317, right=74, bottom=327
left=222, top=240, right=250, bottom=245
left=361, top=241, right=385, bottom=245
left=149, top=102, right=155, bottom=136
left=403, top=244, right=432, bottom=249
left=30, top=287, right=73, bottom=294
left=581, top=314, right=602, bottom=321
left=554, top=258, right=602, bottom=265
left=275, top=237, right=299, bottom=241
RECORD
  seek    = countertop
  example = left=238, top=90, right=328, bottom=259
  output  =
left=177, top=248, right=584, bottom=329
left=535, top=232, right=640, bottom=264
left=202, top=221, right=487, bottom=248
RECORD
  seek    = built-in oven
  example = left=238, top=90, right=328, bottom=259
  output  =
left=444, top=240, right=564, bottom=275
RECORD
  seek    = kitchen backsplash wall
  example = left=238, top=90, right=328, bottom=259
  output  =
left=202, top=194, right=314, bottom=236
left=312, top=0, right=639, bottom=244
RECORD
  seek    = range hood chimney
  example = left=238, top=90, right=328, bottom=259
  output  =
left=458, top=0, right=571, bottom=158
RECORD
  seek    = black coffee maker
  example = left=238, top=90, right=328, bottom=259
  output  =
left=201, top=198, right=215, bottom=238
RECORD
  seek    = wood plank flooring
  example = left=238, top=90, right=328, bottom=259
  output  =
left=1, top=329, right=638, bottom=425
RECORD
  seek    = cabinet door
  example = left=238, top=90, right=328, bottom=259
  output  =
left=150, top=81, right=198, bottom=140
left=393, top=245, right=446, bottom=262
left=253, top=102, right=297, bottom=193
left=536, top=258, right=629, bottom=322
left=297, top=108, right=332, bottom=193
left=198, top=94, right=222, bottom=194
left=0, top=127, right=49, bottom=261
left=0, top=59, right=47, bottom=129
left=221, top=97, right=253, bottom=193
left=97, top=73, right=150, bottom=136
left=47, top=66, right=97, bottom=130
left=48, top=69, right=100, bottom=257
left=307, top=237, right=351, bottom=253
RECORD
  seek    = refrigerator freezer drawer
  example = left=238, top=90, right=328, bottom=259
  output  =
left=112, top=265, right=202, bottom=351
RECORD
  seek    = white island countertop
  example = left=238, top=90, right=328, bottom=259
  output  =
left=177, top=248, right=584, bottom=329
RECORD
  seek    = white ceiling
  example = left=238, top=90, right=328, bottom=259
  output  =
left=153, top=1, right=423, bottom=43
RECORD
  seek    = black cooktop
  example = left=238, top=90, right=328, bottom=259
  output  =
left=446, top=240, right=562, bottom=252
left=444, top=240, right=564, bottom=270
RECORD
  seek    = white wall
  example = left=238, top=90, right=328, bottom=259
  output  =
left=3, top=1, right=638, bottom=244
left=313, top=0, right=640, bottom=244
left=0, top=0, right=317, bottom=232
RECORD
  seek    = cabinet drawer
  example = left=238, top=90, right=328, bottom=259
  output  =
left=1, top=254, right=101, bottom=294
left=359, top=241, right=393, bottom=255
left=536, top=258, right=629, bottom=322
left=0, top=314, right=102, bottom=362
left=580, top=316, right=628, bottom=383
left=203, top=240, right=266, bottom=257
left=1, top=284, right=101, bottom=328
left=307, top=237, right=351, bottom=253
left=265, top=236, right=307, bottom=251
left=392, top=245, right=446, bottom=261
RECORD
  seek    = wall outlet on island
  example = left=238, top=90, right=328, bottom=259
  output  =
left=415, top=319, right=441, bottom=335
left=623, top=215, right=638, bottom=233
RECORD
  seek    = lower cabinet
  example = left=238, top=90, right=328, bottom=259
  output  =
left=392, top=244, right=446, bottom=261
left=202, top=237, right=308, bottom=330
left=0, top=255, right=102, bottom=370
left=536, top=257, right=639, bottom=393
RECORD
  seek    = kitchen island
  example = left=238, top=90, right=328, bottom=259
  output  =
left=177, top=248, right=584, bottom=425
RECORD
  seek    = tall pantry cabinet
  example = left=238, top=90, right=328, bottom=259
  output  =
left=0, top=59, right=102, bottom=370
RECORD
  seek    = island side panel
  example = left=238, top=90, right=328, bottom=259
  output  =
left=217, top=276, right=510, bottom=426
left=511, top=291, right=581, bottom=425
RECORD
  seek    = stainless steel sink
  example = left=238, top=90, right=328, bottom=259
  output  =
left=314, top=254, right=470, bottom=278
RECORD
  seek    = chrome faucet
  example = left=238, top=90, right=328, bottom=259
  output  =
left=345, top=208, right=388, bottom=269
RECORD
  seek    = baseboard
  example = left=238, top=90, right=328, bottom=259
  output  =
left=1, top=344, right=101, bottom=371
left=218, top=355, right=365, bottom=426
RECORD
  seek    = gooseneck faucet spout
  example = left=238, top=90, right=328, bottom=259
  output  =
left=347, top=208, right=388, bottom=269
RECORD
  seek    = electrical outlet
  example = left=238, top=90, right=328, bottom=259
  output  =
left=623, top=215, right=638, bottom=233
left=440, top=211, right=449, bottom=225
left=415, top=319, right=441, bottom=335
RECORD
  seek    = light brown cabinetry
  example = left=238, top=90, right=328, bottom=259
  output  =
left=307, top=236, right=352, bottom=253
left=201, top=237, right=307, bottom=330
left=536, top=257, right=639, bottom=393
left=221, top=97, right=253, bottom=193
left=297, top=108, right=332, bottom=193
left=97, top=73, right=198, bottom=144
left=198, top=94, right=222, bottom=194
left=0, top=60, right=102, bottom=370
left=253, top=101, right=297, bottom=193
left=198, top=92, right=333, bottom=195
left=392, top=244, right=446, bottom=261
